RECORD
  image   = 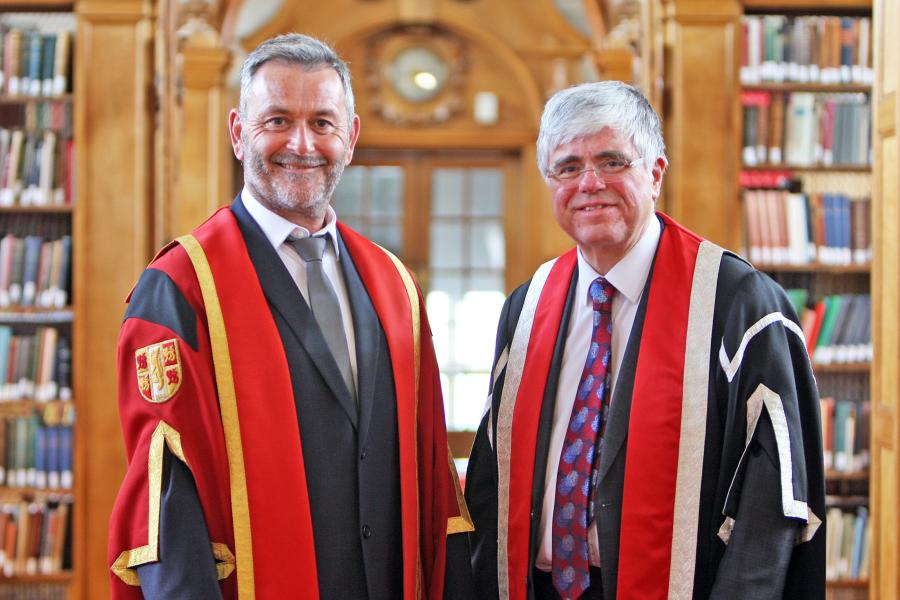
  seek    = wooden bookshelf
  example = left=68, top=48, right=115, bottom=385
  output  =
left=756, top=262, right=871, bottom=273
left=737, top=2, right=872, bottom=594
left=0, top=3, right=77, bottom=598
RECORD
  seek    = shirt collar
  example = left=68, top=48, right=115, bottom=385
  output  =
left=576, top=213, right=661, bottom=307
left=241, top=187, right=341, bottom=258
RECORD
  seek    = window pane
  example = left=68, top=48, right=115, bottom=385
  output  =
left=469, top=272, right=505, bottom=292
left=470, top=168, right=503, bottom=216
left=448, top=373, right=491, bottom=431
left=432, top=168, right=465, bottom=216
left=427, top=273, right=463, bottom=368
left=371, top=166, right=403, bottom=215
left=470, top=221, right=505, bottom=269
left=454, top=290, right=505, bottom=369
left=368, top=224, right=402, bottom=255
left=430, top=222, right=465, bottom=268
left=333, top=166, right=364, bottom=215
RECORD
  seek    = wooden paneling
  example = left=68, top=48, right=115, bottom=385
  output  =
left=661, top=0, right=742, bottom=251
left=74, top=1, right=155, bottom=598
left=871, top=0, right=898, bottom=596
left=170, top=41, right=230, bottom=239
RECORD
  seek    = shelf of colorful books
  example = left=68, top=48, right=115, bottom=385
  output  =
left=0, top=95, right=71, bottom=105
left=0, top=206, right=71, bottom=214
left=744, top=83, right=871, bottom=94
left=756, top=262, right=870, bottom=274
left=0, top=572, right=70, bottom=582
left=826, top=469, right=868, bottom=482
left=0, top=398, right=70, bottom=412
left=814, top=362, right=869, bottom=374
left=743, top=0, right=871, bottom=11
left=743, top=165, right=871, bottom=173
left=0, top=310, right=72, bottom=324
left=0, top=1, right=72, bottom=8
left=0, top=486, right=70, bottom=495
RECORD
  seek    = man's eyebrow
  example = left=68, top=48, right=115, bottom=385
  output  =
left=551, top=150, right=628, bottom=169
left=551, top=154, right=581, bottom=169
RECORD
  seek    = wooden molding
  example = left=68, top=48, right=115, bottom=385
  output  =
left=359, top=127, right=534, bottom=149
left=180, top=45, right=230, bottom=88
left=877, top=91, right=897, bottom=136
left=75, top=0, right=149, bottom=21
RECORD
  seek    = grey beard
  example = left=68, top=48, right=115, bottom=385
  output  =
left=245, top=151, right=346, bottom=218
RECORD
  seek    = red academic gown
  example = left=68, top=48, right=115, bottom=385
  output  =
left=108, top=205, right=471, bottom=599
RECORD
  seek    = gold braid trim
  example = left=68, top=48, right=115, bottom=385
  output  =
left=177, top=233, right=256, bottom=598
left=376, top=245, right=424, bottom=598
left=446, top=445, right=474, bottom=534
left=110, top=421, right=236, bottom=585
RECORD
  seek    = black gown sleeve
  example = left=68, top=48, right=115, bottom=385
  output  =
left=710, top=265, right=825, bottom=598
left=444, top=532, right=475, bottom=599
left=136, top=445, right=222, bottom=600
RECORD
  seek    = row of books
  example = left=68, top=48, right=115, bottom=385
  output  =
left=826, top=505, right=869, bottom=582
left=0, top=129, right=74, bottom=207
left=0, top=415, right=72, bottom=490
left=743, top=188, right=870, bottom=266
left=741, top=15, right=873, bottom=85
left=0, top=583, right=65, bottom=600
left=0, top=27, right=70, bottom=98
left=821, top=398, right=869, bottom=474
left=0, top=235, right=71, bottom=309
left=741, top=91, right=870, bottom=167
left=0, top=496, right=71, bottom=577
left=791, top=293, right=871, bottom=366
left=0, top=327, right=71, bottom=403
left=0, top=98, right=73, bottom=135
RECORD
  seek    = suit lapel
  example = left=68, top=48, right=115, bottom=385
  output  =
left=231, top=198, right=358, bottom=428
left=336, top=232, right=379, bottom=444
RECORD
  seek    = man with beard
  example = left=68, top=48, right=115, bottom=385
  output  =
left=465, top=81, right=824, bottom=599
left=108, top=34, right=473, bottom=600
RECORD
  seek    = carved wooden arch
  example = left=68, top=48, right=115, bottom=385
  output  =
left=240, top=8, right=545, bottom=129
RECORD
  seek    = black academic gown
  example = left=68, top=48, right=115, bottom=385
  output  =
left=466, top=215, right=825, bottom=599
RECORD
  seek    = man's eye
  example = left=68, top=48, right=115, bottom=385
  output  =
left=313, top=119, right=335, bottom=131
left=601, top=159, right=627, bottom=170
left=265, top=117, right=287, bottom=128
left=558, top=165, right=581, bottom=175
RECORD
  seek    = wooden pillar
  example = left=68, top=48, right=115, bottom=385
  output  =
left=660, top=0, right=741, bottom=250
left=169, top=15, right=231, bottom=238
left=871, top=0, right=899, bottom=596
left=73, top=1, right=156, bottom=598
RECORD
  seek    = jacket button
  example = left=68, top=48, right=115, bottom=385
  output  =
left=362, top=524, right=372, bottom=539
left=360, top=447, right=368, bottom=460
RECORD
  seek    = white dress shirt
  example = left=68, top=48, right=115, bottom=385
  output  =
left=535, top=214, right=661, bottom=571
left=241, top=189, right=358, bottom=392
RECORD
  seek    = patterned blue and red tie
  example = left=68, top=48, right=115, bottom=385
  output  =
left=552, top=277, right=615, bottom=600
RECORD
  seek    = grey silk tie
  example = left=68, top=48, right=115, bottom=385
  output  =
left=290, top=235, right=356, bottom=403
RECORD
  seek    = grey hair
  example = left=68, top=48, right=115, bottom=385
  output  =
left=536, top=81, right=666, bottom=177
left=239, top=33, right=355, bottom=126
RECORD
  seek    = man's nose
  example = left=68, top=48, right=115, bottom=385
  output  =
left=578, top=168, right=607, bottom=193
left=286, top=123, right=315, bottom=153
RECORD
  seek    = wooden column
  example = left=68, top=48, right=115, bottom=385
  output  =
left=73, top=1, right=156, bottom=598
left=660, top=0, right=741, bottom=250
left=871, top=0, right=899, bottom=596
left=170, top=24, right=230, bottom=238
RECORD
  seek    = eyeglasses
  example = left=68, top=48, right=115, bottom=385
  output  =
left=547, top=156, right=645, bottom=183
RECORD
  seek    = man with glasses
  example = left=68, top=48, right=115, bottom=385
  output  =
left=465, top=81, right=825, bottom=599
